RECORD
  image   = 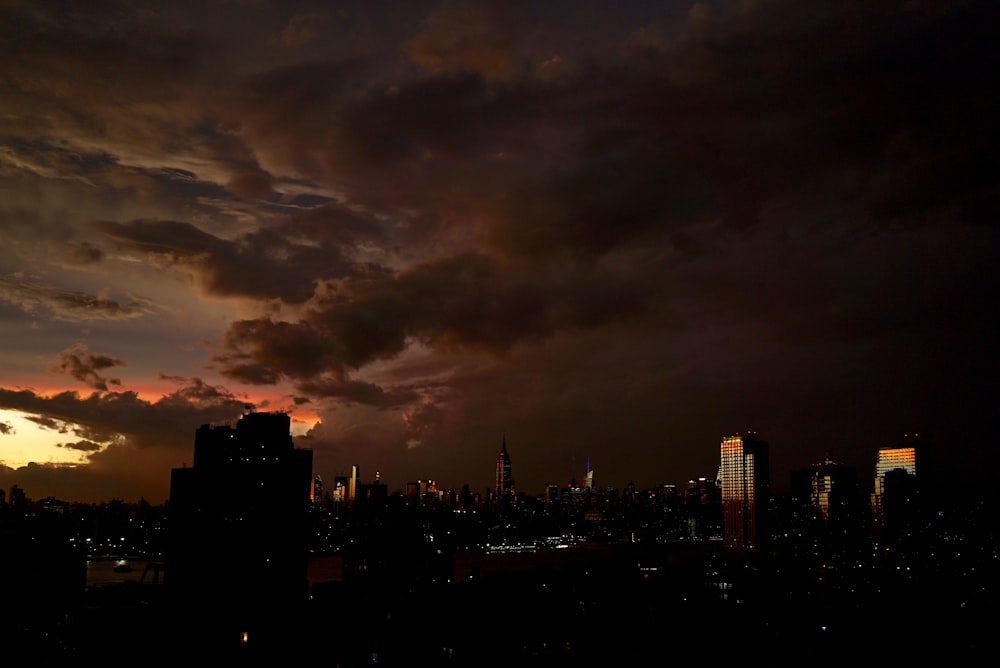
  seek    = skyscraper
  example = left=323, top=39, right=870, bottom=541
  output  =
left=348, top=464, right=359, bottom=505
left=719, top=432, right=770, bottom=555
left=495, top=435, right=513, bottom=510
left=312, top=474, right=324, bottom=506
left=168, top=409, right=314, bottom=641
left=790, top=451, right=858, bottom=522
left=872, top=434, right=934, bottom=547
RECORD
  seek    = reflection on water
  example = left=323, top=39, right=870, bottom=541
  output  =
left=85, top=558, right=153, bottom=588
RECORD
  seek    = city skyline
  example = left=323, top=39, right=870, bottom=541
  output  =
left=2, top=1, right=998, bottom=504
left=3, top=422, right=938, bottom=506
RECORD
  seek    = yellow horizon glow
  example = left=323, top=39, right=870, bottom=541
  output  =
left=0, top=397, right=318, bottom=470
left=0, top=408, right=93, bottom=469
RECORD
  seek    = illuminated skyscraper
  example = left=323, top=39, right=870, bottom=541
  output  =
left=872, top=434, right=933, bottom=546
left=348, top=464, right=359, bottom=505
left=332, top=475, right=348, bottom=504
left=495, top=435, right=513, bottom=510
left=719, top=432, right=770, bottom=555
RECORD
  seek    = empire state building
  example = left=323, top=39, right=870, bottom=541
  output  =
left=495, top=435, right=513, bottom=510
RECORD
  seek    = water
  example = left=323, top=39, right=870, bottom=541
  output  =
left=84, top=555, right=340, bottom=590
left=85, top=557, right=157, bottom=589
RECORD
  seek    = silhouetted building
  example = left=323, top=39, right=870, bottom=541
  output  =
left=719, top=432, right=770, bottom=555
left=787, top=451, right=868, bottom=557
left=352, top=474, right=389, bottom=518
left=790, top=451, right=858, bottom=522
left=545, top=483, right=559, bottom=505
left=8, top=484, right=26, bottom=507
left=167, top=409, right=313, bottom=637
left=685, top=476, right=722, bottom=539
left=406, top=479, right=439, bottom=507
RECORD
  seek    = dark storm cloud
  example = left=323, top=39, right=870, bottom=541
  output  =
left=227, top=57, right=378, bottom=183
left=668, top=0, right=1000, bottom=225
left=0, top=2, right=292, bottom=226
left=0, top=3, right=216, bottom=190
left=294, top=376, right=402, bottom=406
left=273, top=11, right=330, bottom=48
left=58, top=439, right=102, bottom=453
left=0, top=207, right=103, bottom=268
left=213, top=251, right=647, bottom=398
left=0, top=139, right=119, bottom=181
left=303, top=0, right=998, bottom=255
left=277, top=201, right=391, bottom=250
left=0, top=3, right=207, bottom=111
left=0, top=277, right=154, bottom=321
left=25, top=415, right=71, bottom=433
left=92, top=217, right=378, bottom=304
left=215, top=318, right=360, bottom=382
left=404, top=0, right=525, bottom=80
left=157, top=373, right=244, bottom=405
left=69, top=241, right=105, bottom=264
left=50, top=343, right=126, bottom=392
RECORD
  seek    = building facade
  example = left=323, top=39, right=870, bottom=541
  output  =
left=719, top=432, right=770, bottom=555
left=790, top=451, right=858, bottom=522
left=872, top=434, right=933, bottom=547
left=168, top=409, right=314, bottom=633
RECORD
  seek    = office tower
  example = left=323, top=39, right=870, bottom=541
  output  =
left=585, top=456, right=594, bottom=491
left=168, top=410, right=314, bottom=635
left=788, top=451, right=866, bottom=556
left=790, top=451, right=858, bottom=522
left=405, top=479, right=439, bottom=506
left=719, top=432, right=770, bottom=555
left=333, top=475, right=349, bottom=504
left=353, top=474, right=388, bottom=513
left=348, top=464, right=359, bottom=505
left=872, top=434, right=934, bottom=546
left=685, top=477, right=723, bottom=539
left=8, top=484, right=25, bottom=506
left=495, top=435, right=513, bottom=509
left=312, top=474, right=324, bottom=505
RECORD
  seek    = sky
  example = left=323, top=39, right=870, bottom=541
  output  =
left=1, top=0, right=997, bottom=504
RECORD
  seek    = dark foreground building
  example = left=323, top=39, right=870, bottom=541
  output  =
left=167, top=409, right=313, bottom=649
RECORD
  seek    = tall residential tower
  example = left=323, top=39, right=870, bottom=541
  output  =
left=719, top=432, right=770, bottom=555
